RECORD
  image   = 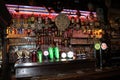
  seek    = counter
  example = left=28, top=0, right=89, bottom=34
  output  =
left=15, top=59, right=95, bottom=78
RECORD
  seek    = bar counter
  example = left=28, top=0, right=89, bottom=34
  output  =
left=14, top=59, right=95, bottom=78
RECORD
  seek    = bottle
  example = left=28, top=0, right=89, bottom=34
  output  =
left=30, top=14, right=35, bottom=23
left=54, top=25, right=58, bottom=37
left=32, top=50, right=37, bottom=62
left=23, top=14, right=28, bottom=29
left=75, top=16, right=81, bottom=30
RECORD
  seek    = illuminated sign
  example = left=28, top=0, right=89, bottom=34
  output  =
left=61, top=52, right=67, bottom=59
left=43, top=50, right=49, bottom=56
left=6, top=4, right=49, bottom=14
left=48, top=47, right=54, bottom=60
left=54, top=47, right=59, bottom=59
left=67, top=51, right=74, bottom=58
left=101, top=43, right=107, bottom=50
left=37, top=50, right=42, bottom=63
left=94, top=43, right=101, bottom=50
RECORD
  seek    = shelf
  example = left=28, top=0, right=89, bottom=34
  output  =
left=8, top=37, right=36, bottom=46
left=71, top=37, right=93, bottom=39
left=111, top=39, right=120, bottom=41
left=70, top=38, right=93, bottom=45
left=71, top=44, right=93, bottom=46
left=111, top=35, right=120, bottom=39
left=7, top=36, right=36, bottom=39
left=8, top=43, right=36, bottom=46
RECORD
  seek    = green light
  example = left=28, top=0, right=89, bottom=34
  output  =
left=54, top=47, right=59, bottom=59
left=48, top=47, right=54, bottom=60
left=37, top=50, right=42, bottom=63
left=94, top=43, right=101, bottom=50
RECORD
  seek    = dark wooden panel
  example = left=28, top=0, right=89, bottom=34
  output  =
left=15, top=59, right=95, bottom=78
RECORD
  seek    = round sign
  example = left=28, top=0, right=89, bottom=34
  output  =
left=55, top=13, right=70, bottom=31
left=101, top=43, right=107, bottom=50
left=43, top=51, right=49, bottom=56
left=61, top=52, right=67, bottom=58
left=67, top=51, right=74, bottom=58
left=94, top=43, right=101, bottom=50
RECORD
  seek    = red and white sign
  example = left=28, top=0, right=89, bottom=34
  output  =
left=43, top=51, right=49, bottom=56
left=101, top=43, right=107, bottom=50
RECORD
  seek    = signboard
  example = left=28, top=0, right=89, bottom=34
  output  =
left=94, top=43, right=101, bottom=50
left=101, top=43, right=107, bottom=50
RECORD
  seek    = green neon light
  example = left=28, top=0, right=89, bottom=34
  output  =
left=37, top=50, right=42, bottom=63
left=94, top=43, right=101, bottom=50
left=54, top=47, right=59, bottom=59
left=48, top=47, right=54, bottom=60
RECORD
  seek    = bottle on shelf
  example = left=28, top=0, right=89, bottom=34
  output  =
left=30, top=14, right=35, bottom=23
left=67, top=17, right=75, bottom=38
left=75, top=16, right=81, bottom=30
left=23, top=14, right=29, bottom=29
left=16, top=13, right=21, bottom=28
left=80, top=48, right=86, bottom=59
left=32, top=50, right=37, bottom=62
